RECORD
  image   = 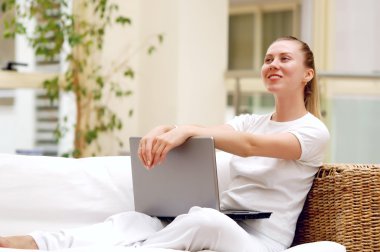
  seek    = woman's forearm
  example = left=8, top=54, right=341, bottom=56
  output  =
left=179, top=124, right=301, bottom=160
left=178, top=124, right=251, bottom=156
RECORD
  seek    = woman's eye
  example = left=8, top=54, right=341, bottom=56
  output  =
left=281, top=57, right=290, bottom=62
left=264, top=58, right=272, bottom=63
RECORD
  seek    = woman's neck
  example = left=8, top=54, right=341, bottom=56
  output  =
left=272, top=95, right=307, bottom=122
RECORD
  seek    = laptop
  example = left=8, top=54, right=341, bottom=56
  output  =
left=129, top=136, right=271, bottom=221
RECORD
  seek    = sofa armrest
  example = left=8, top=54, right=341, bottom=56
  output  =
left=0, top=151, right=232, bottom=237
left=293, top=163, right=380, bottom=252
left=0, top=154, right=134, bottom=236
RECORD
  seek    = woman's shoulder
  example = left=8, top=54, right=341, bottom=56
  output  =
left=293, top=113, right=330, bottom=140
left=303, top=113, right=329, bottom=131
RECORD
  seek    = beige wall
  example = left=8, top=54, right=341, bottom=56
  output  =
left=176, top=0, right=228, bottom=126
left=99, top=0, right=228, bottom=153
left=137, top=0, right=180, bottom=132
left=137, top=0, right=228, bottom=135
left=334, top=0, right=380, bottom=73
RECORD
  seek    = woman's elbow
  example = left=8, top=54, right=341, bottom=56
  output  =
left=235, top=144, right=258, bottom=158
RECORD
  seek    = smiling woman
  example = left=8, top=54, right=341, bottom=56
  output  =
left=262, top=37, right=319, bottom=118
left=0, top=37, right=331, bottom=252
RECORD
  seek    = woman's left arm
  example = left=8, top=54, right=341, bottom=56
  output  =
left=145, top=124, right=301, bottom=169
left=182, top=125, right=301, bottom=159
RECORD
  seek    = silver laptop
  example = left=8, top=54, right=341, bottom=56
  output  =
left=129, top=136, right=271, bottom=221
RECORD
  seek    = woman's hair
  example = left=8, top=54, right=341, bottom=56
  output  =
left=274, top=36, right=321, bottom=119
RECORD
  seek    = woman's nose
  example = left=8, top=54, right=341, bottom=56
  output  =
left=268, top=59, right=279, bottom=70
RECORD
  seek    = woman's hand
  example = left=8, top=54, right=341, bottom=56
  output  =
left=138, top=125, right=190, bottom=169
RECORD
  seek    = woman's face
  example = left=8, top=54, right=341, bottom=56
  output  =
left=261, top=40, right=313, bottom=96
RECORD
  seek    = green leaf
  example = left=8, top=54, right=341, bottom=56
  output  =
left=1, top=1, right=15, bottom=12
left=15, top=22, right=26, bottom=34
left=147, top=46, right=156, bottom=55
left=3, top=29, right=15, bottom=39
left=42, top=76, right=60, bottom=103
left=80, top=87, right=87, bottom=97
left=3, top=19, right=23, bottom=38
left=116, top=90, right=123, bottom=97
left=64, top=79, right=73, bottom=92
left=54, top=127, right=62, bottom=141
left=96, top=76, right=104, bottom=88
left=96, top=106, right=105, bottom=119
left=1, top=2, right=7, bottom=12
left=117, top=120, right=122, bottom=130
left=61, top=153, right=70, bottom=158
left=109, top=3, right=119, bottom=12
left=115, top=16, right=131, bottom=25
left=68, top=33, right=82, bottom=47
left=158, top=33, right=164, bottom=44
left=72, top=149, right=81, bottom=158
left=85, top=130, right=98, bottom=144
left=97, top=27, right=104, bottom=36
left=123, top=68, right=134, bottom=79
left=93, top=89, right=102, bottom=100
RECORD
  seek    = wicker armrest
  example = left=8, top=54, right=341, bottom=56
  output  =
left=293, top=164, right=380, bottom=252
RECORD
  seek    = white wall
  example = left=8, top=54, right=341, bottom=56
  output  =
left=300, top=0, right=313, bottom=46
left=0, top=89, right=36, bottom=153
left=137, top=0, right=228, bottom=135
left=137, top=0, right=180, bottom=132
left=334, top=0, right=380, bottom=72
left=176, top=0, right=228, bottom=125
left=95, top=0, right=228, bottom=154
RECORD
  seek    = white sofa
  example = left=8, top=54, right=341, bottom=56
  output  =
left=0, top=153, right=345, bottom=252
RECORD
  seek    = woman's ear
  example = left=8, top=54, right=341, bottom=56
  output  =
left=304, top=68, right=314, bottom=83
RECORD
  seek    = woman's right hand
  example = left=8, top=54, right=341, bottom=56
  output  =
left=138, top=125, right=177, bottom=169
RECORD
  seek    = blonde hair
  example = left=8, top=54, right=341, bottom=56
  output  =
left=274, top=36, right=321, bottom=119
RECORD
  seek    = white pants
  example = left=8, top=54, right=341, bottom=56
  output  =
left=30, top=207, right=285, bottom=252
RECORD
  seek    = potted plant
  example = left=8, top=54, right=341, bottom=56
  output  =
left=1, top=0, right=163, bottom=157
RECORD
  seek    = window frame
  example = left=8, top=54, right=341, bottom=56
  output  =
left=229, top=1, right=301, bottom=70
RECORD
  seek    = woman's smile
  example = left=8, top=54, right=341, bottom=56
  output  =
left=267, top=74, right=283, bottom=80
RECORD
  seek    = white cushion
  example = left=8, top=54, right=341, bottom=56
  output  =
left=0, top=246, right=183, bottom=252
left=0, top=153, right=345, bottom=252
left=0, top=242, right=346, bottom=252
left=0, top=246, right=182, bottom=252
left=0, top=154, right=134, bottom=235
left=283, top=241, right=346, bottom=252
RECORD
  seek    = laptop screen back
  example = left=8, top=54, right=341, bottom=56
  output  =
left=129, top=137, right=220, bottom=218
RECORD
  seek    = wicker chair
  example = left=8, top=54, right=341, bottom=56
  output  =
left=293, top=164, right=380, bottom=252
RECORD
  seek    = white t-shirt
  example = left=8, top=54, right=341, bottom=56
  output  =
left=220, top=112, right=330, bottom=247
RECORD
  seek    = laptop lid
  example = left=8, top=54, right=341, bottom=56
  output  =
left=129, top=136, right=220, bottom=218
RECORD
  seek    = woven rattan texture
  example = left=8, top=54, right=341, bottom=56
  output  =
left=293, top=164, right=380, bottom=252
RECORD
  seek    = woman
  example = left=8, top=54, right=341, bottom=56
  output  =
left=0, top=36, right=329, bottom=252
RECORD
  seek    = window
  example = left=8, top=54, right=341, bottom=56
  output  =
left=228, top=3, right=300, bottom=71
left=35, top=89, right=59, bottom=156
left=262, top=10, right=294, bottom=59
left=331, top=95, right=380, bottom=163
left=228, top=14, right=254, bottom=70
left=226, top=3, right=300, bottom=118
